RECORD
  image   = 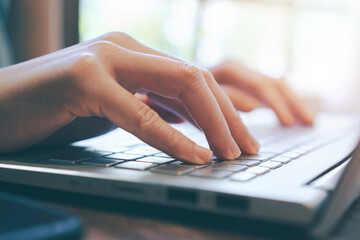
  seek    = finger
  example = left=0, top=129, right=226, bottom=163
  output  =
left=102, top=32, right=180, bottom=61
left=135, top=93, right=184, bottom=123
left=277, top=83, right=314, bottom=125
left=103, top=35, right=258, bottom=154
left=100, top=81, right=213, bottom=164
left=201, top=70, right=260, bottom=155
left=146, top=92, right=198, bottom=127
left=211, top=61, right=264, bottom=90
left=220, top=84, right=261, bottom=112
left=106, top=48, right=240, bottom=160
left=211, top=62, right=298, bottom=126
left=258, top=84, right=297, bottom=126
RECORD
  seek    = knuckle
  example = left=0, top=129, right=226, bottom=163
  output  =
left=166, top=130, right=189, bottom=155
left=69, top=53, right=99, bottom=79
left=180, top=63, right=202, bottom=81
left=90, top=40, right=118, bottom=54
left=133, top=104, right=161, bottom=133
left=201, top=68, right=215, bottom=80
left=102, top=31, right=134, bottom=43
left=178, top=63, right=207, bottom=92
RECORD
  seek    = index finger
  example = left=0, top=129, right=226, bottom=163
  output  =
left=106, top=47, right=241, bottom=160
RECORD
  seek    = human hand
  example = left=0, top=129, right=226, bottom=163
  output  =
left=210, top=61, right=314, bottom=126
left=0, top=32, right=259, bottom=163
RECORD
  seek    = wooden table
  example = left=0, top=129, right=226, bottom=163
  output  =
left=0, top=182, right=309, bottom=240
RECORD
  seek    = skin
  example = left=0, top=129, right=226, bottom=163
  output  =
left=0, top=32, right=313, bottom=164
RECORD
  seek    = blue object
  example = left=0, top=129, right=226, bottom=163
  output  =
left=0, top=192, right=83, bottom=240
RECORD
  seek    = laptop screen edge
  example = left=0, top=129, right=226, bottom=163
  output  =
left=311, top=140, right=360, bottom=238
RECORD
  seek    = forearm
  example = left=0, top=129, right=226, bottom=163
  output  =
left=0, top=58, right=74, bottom=153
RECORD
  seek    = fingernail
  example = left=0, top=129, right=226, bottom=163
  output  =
left=304, top=111, right=315, bottom=125
left=230, top=140, right=241, bottom=159
left=250, top=137, right=260, bottom=154
left=194, top=144, right=213, bottom=163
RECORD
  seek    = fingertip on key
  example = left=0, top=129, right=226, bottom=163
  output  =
left=194, top=144, right=213, bottom=164
left=250, top=137, right=260, bottom=154
left=231, top=141, right=242, bottom=159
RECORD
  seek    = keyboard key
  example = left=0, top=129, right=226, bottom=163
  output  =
left=106, top=153, right=143, bottom=160
left=151, top=165, right=195, bottom=176
left=237, top=152, right=275, bottom=161
left=224, top=159, right=260, bottom=167
left=299, top=144, right=317, bottom=152
left=49, top=158, right=82, bottom=165
left=230, top=172, right=257, bottom=182
left=290, top=146, right=310, bottom=155
left=154, top=152, right=172, bottom=158
left=115, top=161, right=156, bottom=170
left=296, top=145, right=314, bottom=152
left=136, top=156, right=175, bottom=164
left=270, top=156, right=292, bottom=164
left=124, top=146, right=160, bottom=155
left=260, top=146, right=288, bottom=154
left=210, top=158, right=223, bottom=164
left=170, top=161, right=210, bottom=169
left=86, top=146, right=129, bottom=154
left=189, top=168, right=232, bottom=179
left=81, top=158, right=123, bottom=167
left=212, top=163, right=247, bottom=172
left=49, top=149, right=105, bottom=164
left=281, top=152, right=301, bottom=159
left=258, top=161, right=282, bottom=169
left=245, top=166, right=270, bottom=175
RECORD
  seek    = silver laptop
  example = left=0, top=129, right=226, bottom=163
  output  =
left=0, top=109, right=359, bottom=239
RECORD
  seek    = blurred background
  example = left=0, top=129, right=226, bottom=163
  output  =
left=5, top=0, right=360, bottom=114
left=79, top=0, right=360, bottom=114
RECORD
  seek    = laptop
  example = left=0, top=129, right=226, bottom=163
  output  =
left=0, top=109, right=359, bottom=239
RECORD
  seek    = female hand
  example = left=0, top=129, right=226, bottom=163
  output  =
left=210, top=61, right=314, bottom=126
left=0, top=32, right=259, bottom=163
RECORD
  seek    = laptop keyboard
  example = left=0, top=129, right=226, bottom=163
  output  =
left=46, top=124, right=350, bottom=182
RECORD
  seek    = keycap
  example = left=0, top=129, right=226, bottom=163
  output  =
left=136, top=156, right=175, bottom=164
left=154, top=152, right=172, bottom=158
left=230, top=172, right=257, bottom=182
left=260, top=146, right=288, bottom=154
left=86, top=146, right=129, bottom=154
left=210, top=158, right=223, bottom=164
left=212, top=163, right=247, bottom=172
left=289, top=147, right=310, bottom=155
left=224, top=159, right=260, bottom=167
left=151, top=165, right=195, bottom=176
left=281, top=152, right=301, bottom=159
left=115, top=161, right=156, bottom=170
left=170, top=161, right=210, bottom=169
left=258, top=161, right=282, bottom=169
left=189, top=168, right=232, bottom=179
left=106, top=153, right=143, bottom=160
left=49, top=150, right=105, bottom=164
left=237, top=152, right=275, bottom=161
left=270, top=156, right=292, bottom=164
left=81, top=158, right=124, bottom=167
left=299, top=144, right=317, bottom=152
left=124, top=146, right=160, bottom=155
left=296, top=145, right=315, bottom=152
left=245, top=166, right=270, bottom=175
